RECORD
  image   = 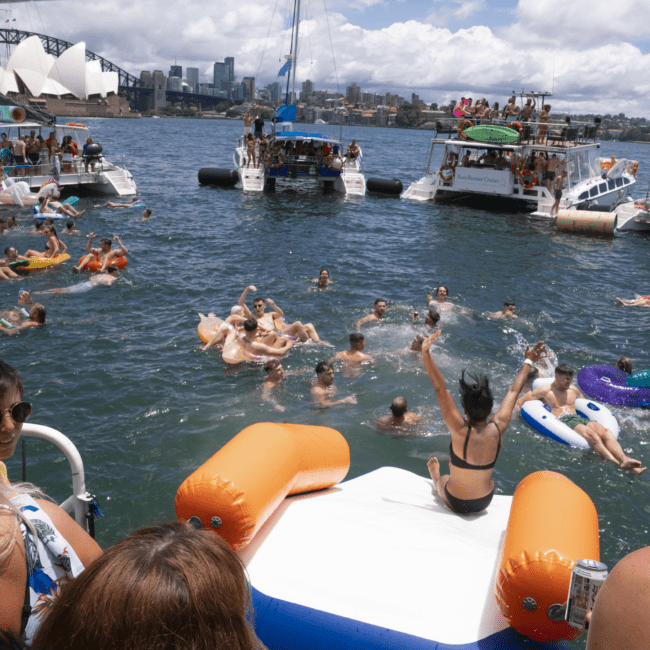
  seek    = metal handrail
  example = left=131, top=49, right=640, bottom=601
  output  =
left=19, top=423, right=95, bottom=533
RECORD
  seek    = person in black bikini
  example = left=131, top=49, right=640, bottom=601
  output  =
left=422, top=330, right=547, bottom=514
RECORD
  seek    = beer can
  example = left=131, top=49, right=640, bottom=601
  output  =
left=565, top=559, right=608, bottom=630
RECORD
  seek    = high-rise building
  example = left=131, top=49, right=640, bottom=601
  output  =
left=213, top=62, right=228, bottom=87
left=186, top=67, right=199, bottom=85
left=139, top=71, right=152, bottom=88
left=346, top=83, right=361, bottom=105
left=302, top=79, right=314, bottom=97
left=167, top=76, right=182, bottom=91
left=242, top=76, right=255, bottom=101
left=224, top=57, right=235, bottom=82
left=169, top=65, right=182, bottom=79
left=152, top=70, right=167, bottom=110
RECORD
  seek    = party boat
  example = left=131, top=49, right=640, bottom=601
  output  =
left=402, top=92, right=637, bottom=216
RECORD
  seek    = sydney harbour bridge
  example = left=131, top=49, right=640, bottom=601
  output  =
left=0, top=28, right=224, bottom=110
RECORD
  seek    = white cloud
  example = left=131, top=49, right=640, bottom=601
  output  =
left=10, top=0, right=650, bottom=117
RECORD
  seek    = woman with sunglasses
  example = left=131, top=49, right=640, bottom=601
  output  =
left=0, top=359, right=102, bottom=643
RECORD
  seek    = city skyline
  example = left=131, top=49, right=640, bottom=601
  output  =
left=6, top=0, right=650, bottom=118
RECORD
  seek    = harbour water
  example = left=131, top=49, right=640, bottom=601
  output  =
left=1, top=118, right=649, bottom=646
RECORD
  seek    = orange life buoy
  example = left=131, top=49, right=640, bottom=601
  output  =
left=458, top=119, right=473, bottom=139
left=448, top=152, right=458, bottom=169
left=509, top=122, right=523, bottom=137
left=631, top=161, right=638, bottom=175
left=519, top=170, right=537, bottom=189
left=78, top=254, right=128, bottom=272
left=600, top=161, right=612, bottom=172
left=439, top=165, right=454, bottom=182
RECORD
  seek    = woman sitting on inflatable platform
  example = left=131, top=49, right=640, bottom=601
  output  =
left=423, top=331, right=548, bottom=514
left=517, top=363, right=646, bottom=474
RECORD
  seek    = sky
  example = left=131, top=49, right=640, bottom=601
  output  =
left=2, top=0, right=650, bottom=117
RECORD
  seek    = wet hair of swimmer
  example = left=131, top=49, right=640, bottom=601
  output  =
left=66, top=220, right=75, bottom=230
left=555, top=363, right=574, bottom=377
left=459, top=370, right=494, bottom=422
left=349, top=333, right=364, bottom=345
left=390, top=396, right=408, bottom=417
left=436, top=285, right=449, bottom=296
left=101, top=238, right=112, bottom=247
left=504, top=300, right=515, bottom=308
left=616, top=357, right=633, bottom=374
left=30, top=304, right=46, bottom=324
left=374, top=298, right=386, bottom=306
left=243, top=318, right=258, bottom=332
left=143, top=209, right=151, bottom=218
left=315, top=361, right=333, bottom=375
left=427, top=309, right=441, bottom=324
left=106, top=265, right=119, bottom=275
left=264, top=359, right=281, bottom=373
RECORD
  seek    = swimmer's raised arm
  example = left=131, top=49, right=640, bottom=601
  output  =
left=238, top=285, right=256, bottom=309
left=265, top=298, right=284, bottom=320
left=113, top=235, right=128, bottom=255
left=85, top=233, right=96, bottom=253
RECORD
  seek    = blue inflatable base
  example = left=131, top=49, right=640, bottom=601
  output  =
left=251, top=586, right=568, bottom=650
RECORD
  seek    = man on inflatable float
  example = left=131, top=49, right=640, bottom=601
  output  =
left=73, top=233, right=128, bottom=273
left=517, top=364, right=646, bottom=474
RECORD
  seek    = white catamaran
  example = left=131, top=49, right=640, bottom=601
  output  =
left=402, top=92, right=638, bottom=217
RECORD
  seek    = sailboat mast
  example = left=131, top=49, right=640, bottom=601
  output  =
left=291, top=0, right=300, bottom=104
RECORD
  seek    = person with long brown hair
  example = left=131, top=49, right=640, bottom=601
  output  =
left=33, top=521, right=265, bottom=650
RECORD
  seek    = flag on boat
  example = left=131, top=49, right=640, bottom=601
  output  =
left=278, top=59, right=292, bottom=77
left=275, top=104, right=296, bottom=123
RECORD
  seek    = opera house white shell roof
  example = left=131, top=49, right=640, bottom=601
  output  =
left=1, top=35, right=118, bottom=100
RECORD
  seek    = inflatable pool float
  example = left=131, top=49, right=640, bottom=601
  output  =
left=16, top=254, right=70, bottom=274
left=176, top=423, right=594, bottom=649
left=578, top=365, right=650, bottom=407
left=521, top=378, right=619, bottom=448
left=627, top=369, right=650, bottom=389
left=197, top=314, right=224, bottom=343
left=78, top=254, right=128, bottom=272
left=221, top=337, right=268, bottom=365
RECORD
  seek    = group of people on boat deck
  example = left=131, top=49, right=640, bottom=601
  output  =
left=244, top=134, right=344, bottom=171
left=0, top=131, right=82, bottom=178
left=454, top=95, right=551, bottom=126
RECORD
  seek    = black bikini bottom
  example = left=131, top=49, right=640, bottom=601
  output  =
left=444, top=484, right=494, bottom=514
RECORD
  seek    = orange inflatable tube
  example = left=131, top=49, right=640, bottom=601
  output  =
left=78, top=254, right=128, bottom=272
left=175, top=422, right=350, bottom=551
left=495, top=471, right=599, bottom=643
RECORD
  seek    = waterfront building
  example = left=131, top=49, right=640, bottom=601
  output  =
left=265, top=82, right=282, bottom=103
left=242, top=76, right=255, bottom=101
left=346, top=82, right=361, bottom=105
left=167, top=76, right=182, bottom=91
left=169, top=65, right=182, bottom=79
left=213, top=62, right=228, bottom=87
left=225, top=57, right=235, bottom=82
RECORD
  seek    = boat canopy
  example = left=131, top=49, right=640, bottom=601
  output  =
left=273, top=132, right=339, bottom=144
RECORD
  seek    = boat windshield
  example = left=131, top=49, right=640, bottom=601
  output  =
left=567, top=148, right=600, bottom=186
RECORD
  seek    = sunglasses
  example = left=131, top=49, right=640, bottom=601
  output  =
left=2, top=401, right=32, bottom=424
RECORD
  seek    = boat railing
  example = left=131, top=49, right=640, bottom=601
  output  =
left=2, top=156, right=105, bottom=182
left=18, top=423, right=99, bottom=537
left=433, top=118, right=600, bottom=146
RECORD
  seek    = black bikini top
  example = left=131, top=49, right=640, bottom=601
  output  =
left=449, top=420, right=502, bottom=470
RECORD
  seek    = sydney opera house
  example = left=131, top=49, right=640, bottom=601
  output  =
left=0, top=35, right=133, bottom=117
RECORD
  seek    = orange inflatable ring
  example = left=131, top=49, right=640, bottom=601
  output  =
left=631, top=161, right=638, bottom=175
left=447, top=151, right=458, bottom=169
left=600, top=160, right=613, bottom=171
left=458, top=119, right=473, bottom=139
left=78, top=254, right=128, bottom=272
left=519, top=170, right=537, bottom=189
left=438, top=165, right=454, bottom=182
left=495, top=471, right=599, bottom=644
left=175, top=422, right=350, bottom=551
left=66, top=122, right=86, bottom=128
left=509, top=121, right=523, bottom=137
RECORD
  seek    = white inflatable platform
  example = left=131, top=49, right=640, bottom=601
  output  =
left=240, top=467, right=567, bottom=650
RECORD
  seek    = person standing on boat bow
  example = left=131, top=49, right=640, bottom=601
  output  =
left=503, top=96, right=520, bottom=123
left=425, top=332, right=548, bottom=514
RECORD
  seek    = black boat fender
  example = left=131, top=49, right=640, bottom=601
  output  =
left=198, top=168, right=239, bottom=187
left=366, top=177, right=403, bottom=195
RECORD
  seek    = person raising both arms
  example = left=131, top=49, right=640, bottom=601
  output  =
left=517, top=363, right=645, bottom=474
left=424, top=331, right=548, bottom=514
left=73, top=232, right=127, bottom=273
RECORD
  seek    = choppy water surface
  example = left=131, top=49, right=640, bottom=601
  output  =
left=2, top=119, right=649, bottom=645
